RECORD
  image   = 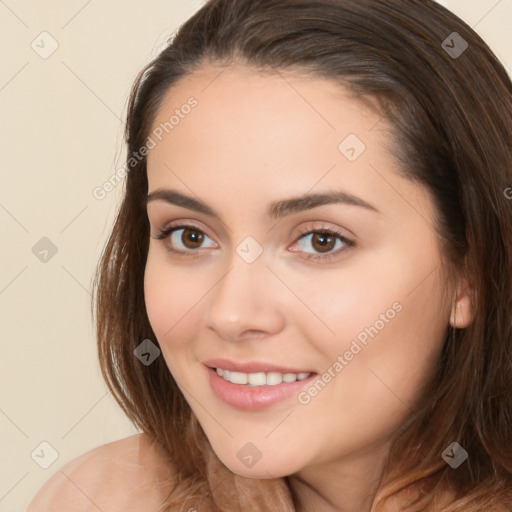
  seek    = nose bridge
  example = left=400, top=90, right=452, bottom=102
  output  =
left=217, top=232, right=269, bottom=299
left=212, top=247, right=267, bottom=316
left=204, top=245, right=284, bottom=340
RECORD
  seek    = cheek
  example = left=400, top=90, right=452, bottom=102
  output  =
left=345, top=287, right=446, bottom=414
left=292, top=277, right=447, bottom=456
left=143, top=247, right=203, bottom=349
left=363, top=275, right=449, bottom=397
left=300, top=248, right=448, bottom=400
left=287, top=257, right=404, bottom=358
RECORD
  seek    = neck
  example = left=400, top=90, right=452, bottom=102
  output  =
left=286, top=440, right=391, bottom=512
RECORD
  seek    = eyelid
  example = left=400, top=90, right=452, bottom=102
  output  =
left=152, top=219, right=355, bottom=261
left=288, top=222, right=355, bottom=260
left=290, top=221, right=354, bottom=243
left=154, top=219, right=217, bottom=242
left=153, top=220, right=352, bottom=244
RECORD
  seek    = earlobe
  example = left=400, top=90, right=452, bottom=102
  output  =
left=449, top=290, right=474, bottom=329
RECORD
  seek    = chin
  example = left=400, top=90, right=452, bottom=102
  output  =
left=217, top=452, right=299, bottom=480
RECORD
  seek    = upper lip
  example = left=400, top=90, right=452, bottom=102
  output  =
left=203, top=358, right=316, bottom=374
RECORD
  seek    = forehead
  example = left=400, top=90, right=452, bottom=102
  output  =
left=148, top=64, right=384, bottom=158
left=149, top=66, right=382, bottom=171
left=145, top=64, right=432, bottom=226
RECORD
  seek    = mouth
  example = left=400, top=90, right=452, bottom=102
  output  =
left=210, top=366, right=313, bottom=386
left=203, top=362, right=318, bottom=410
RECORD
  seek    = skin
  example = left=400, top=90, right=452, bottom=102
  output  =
left=143, top=64, right=473, bottom=512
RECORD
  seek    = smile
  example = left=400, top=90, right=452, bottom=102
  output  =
left=215, top=367, right=312, bottom=386
left=205, top=366, right=318, bottom=410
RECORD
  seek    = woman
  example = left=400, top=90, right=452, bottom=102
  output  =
left=28, top=0, right=512, bottom=510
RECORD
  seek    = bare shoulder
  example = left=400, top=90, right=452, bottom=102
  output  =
left=27, top=432, right=176, bottom=512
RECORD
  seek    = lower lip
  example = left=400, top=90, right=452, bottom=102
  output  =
left=206, top=366, right=317, bottom=410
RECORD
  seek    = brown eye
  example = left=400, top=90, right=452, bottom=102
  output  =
left=311, top=232, right=337, bottom=253
left=291, top=228, right=354, bottom=262
left=181, top=228, right=204, bottom=249
left=154, top=224, right=217, bottom=255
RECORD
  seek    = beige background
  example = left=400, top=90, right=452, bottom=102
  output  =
left=0, top=1, right=510, bottom=510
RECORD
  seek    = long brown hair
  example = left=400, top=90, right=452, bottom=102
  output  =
left=92, top=0, right=512, bottom=510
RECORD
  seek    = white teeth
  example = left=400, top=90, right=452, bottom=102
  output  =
left=248, top=372, right=266, bottom=386
left=229, top=371, right=248, bottom=385
left=215, top=368, right=312, bottom=386
left=266, top=372, right=283, bottom=385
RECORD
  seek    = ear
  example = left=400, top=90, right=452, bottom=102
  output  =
left=449, top=277, right=475, bottom=329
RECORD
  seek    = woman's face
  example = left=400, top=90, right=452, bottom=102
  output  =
left=144, top=64, right=453, bottom=479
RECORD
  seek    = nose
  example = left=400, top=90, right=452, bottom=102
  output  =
left=203, top=253, right=285, bottom=343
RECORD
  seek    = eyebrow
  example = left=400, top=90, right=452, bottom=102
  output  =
left=145, top=188, right=380, bottom=220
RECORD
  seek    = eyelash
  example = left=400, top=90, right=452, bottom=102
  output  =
left=153, top=223, right=355, bottom=262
